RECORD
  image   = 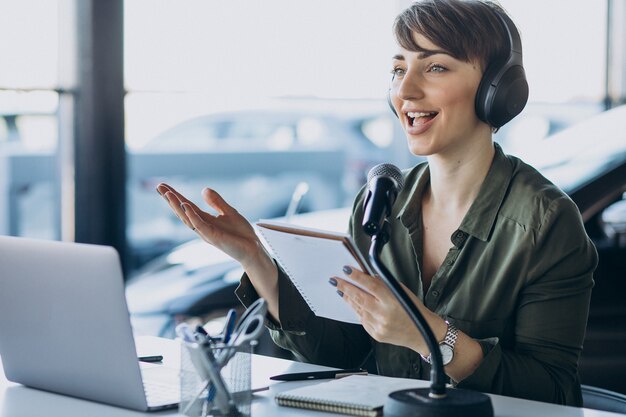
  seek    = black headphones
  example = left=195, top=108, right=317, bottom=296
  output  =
left=388, top=9, right=529, bottom=129
left=475, top=11, right=528, bottom=128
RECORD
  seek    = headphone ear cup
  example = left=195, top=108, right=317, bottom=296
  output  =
left=475, top=10, right=529, bottom=128
left=475, top=61, right=501, bottom=125
left=488, top=65, right=528, bottom=127
left=387, top=89, right=398, bottom=118
left=475, top=63, right=528, bottom=128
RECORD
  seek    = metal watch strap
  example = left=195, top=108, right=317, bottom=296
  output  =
left=443, top=321, right=458, bottom=349
left=420, top=320, right=458, bottom=365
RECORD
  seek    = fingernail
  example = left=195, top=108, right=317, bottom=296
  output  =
left=156, top=188, right=162, bottom=196
left=343, top=266, right=352, bottom=275
left=328, top=277, right=337, bottom=287
left=180, top=203, right=187, bottom=212
left=336, top=290, right=344, bottom=297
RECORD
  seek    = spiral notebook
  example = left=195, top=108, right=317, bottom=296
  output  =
left=255, top=220, right=375, bottom=324
left=274, top=375, right=424, bottom=417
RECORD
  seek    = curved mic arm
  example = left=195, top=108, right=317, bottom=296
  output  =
left=368, top=224, right=447, bottom=398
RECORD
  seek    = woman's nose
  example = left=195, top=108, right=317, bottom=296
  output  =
left=396, top=72, right=425, bottom=102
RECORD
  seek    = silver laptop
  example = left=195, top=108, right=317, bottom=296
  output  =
left=0, top=236, right=179, bottom=411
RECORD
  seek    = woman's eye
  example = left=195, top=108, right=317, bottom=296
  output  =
left=390, top=68, right=406, bottom=79
left=427, top=64, right=447, bottom=73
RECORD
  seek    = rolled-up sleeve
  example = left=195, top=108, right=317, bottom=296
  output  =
left=235, top=262, right=311, bottom=331
left=236, top=263, right=373, bottom=368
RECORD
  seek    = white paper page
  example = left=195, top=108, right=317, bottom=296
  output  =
left=276, top=375, right=425, bottom=409
left=256, top=224, right=369, bottom=324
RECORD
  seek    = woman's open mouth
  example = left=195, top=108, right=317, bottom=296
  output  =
left=406, top=111, right=438, bottom=126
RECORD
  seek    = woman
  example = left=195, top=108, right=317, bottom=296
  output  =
left=157, top=0, right=597, bottom=406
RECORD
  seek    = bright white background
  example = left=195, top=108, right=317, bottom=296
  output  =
left=0, top=0, right=608, bottom=149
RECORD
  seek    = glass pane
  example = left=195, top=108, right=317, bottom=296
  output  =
left=123, top=0, right=611, bottom=340
left=499, top=0, right=606, bottom=103
left=124, top=0, right=402, bottom=273
left=495, top=0, right=607, bottom=155
left=124, top=0, right=397, bottom=99
left=0, top=1, right=59, bottom=88
left=124, top=0, right=609, bottom=272
left=125, top=93, right=397, bottom=271
left=0, top=90, right=59, bottom=240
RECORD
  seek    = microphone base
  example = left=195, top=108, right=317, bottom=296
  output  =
left=384, top=387, right=494, bottom=417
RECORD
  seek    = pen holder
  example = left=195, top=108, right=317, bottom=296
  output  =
left=180, top=340, right=253, bottom=417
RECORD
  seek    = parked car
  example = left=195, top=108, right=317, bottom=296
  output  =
left=127, top=104, right=626, bottom=393
left=126, top=107, right=398, bottom=269
left=493, top=101, right=602, bottom=157
left=0, top=105, right=398, bottom=270
left=140, top=107, right=398, bottom=192
left=0, top=102, right=600, bottom=270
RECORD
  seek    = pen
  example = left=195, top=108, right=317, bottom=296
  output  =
left=269, top=368, right=367, bottom=381
left=138, top=355, right=163, bottom=363
left=222, top=308, right=237, bottom=344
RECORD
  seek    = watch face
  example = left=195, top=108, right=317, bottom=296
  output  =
left=440, top=344, right=454, bottom=365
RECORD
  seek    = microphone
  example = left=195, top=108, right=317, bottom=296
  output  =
left=362, top=164, right=404, bottom=237
left=363, top=164, right=493, bottom=417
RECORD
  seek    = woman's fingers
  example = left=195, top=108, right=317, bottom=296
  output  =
left=341, top=286, right=377, bottom=321
left=159, top=183, right=206, bottom=213
left=157, top=184, right=198, bottom=231
left=181, top=202, right=209, bottom=234
left=339, top=266, right=386, bottom=300
left=202, top=187, right=236, bottom=216
left=162, top=192, right=193, bottom=228
left=157, top=183, right=191, bottom=205
left=335, top=277, right=377, bottom=316
left=334, top=268, right=425, bottom=347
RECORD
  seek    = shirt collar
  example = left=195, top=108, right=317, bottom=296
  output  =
left=396, top=164, right=429, bottom=228
left=460, top=143, right=513, bottom=241
left=397, top=143, right=514, bottom=242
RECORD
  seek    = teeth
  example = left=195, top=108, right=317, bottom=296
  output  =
left=407, top=111, right=436, bottom=118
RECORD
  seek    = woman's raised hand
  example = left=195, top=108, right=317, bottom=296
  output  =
left=157, top=182, right=281, bottom=321
left=156, top=183, right=265, bottom=269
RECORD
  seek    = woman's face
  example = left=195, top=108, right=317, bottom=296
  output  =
left=389, top=32, right=488, bottom=157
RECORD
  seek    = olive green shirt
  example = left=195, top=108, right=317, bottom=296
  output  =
left=236, top=144, right=597, bottom=406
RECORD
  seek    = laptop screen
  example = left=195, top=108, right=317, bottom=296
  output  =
left=0, top=236, right=153, bottom=410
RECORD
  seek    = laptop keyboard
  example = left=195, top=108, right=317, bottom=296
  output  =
left=144, top=380, right=180, bottom=405
left=142, top=367, right=181, bottom=406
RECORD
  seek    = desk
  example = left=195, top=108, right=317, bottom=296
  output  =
left=0, top=337, right=621, bottom=417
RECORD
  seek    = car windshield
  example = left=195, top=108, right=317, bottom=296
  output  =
left=522, top=105, right=626, bottom=194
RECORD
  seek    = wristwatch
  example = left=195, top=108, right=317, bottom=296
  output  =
left=420, top=321, right=458, bottom=366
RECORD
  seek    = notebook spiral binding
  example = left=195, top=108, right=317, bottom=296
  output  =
left=257, top=229, right=316, bottom=314
left=276, top=396, right=380, bottom=417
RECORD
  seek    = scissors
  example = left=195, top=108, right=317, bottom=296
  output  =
left=215, top=299, right=267, bottom=365
left=221, top=308, right=238, bottom=343
left=235, top=298, right=267, bottom=333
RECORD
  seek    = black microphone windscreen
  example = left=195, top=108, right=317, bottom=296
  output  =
left=367, top=163, right=404, bottom=192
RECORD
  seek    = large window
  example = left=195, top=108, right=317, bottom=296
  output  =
left=501, top=0, right=607, bottom=103
left=0, top=1, right=612, bottom=273
left=0, top=1, right=60, bottom=240
left=123, top=1, right=402, bottom=268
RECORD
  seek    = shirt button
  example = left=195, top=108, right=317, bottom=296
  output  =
left=413, top=363, right=419, bottom=371
left=455, top=231, right=465, bottom=238
left=432, top=290, right=440, bottom=297
left=446, top=259, right=454, bottom=265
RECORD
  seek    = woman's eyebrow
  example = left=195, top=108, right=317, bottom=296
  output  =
left=417, top=49, right=449, bottom=59
left=392, top=49, right=450, bottom=61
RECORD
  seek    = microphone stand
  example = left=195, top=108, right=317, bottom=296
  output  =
left=368, top=221, right=493, bottom=417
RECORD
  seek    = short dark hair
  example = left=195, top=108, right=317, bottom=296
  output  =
left=393, top=0, right=513, bottom=71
